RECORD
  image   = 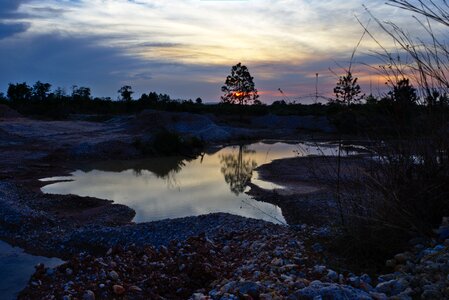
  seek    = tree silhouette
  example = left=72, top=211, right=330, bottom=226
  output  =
left=220, top=145, right=257, bottom=195
left=333, top=71, right=364, bottom=105
left=32, top=81, right=51, bottom=101
left=72, top=86, right=91, bottom=100
left=7, top=82, right=31, bottom=101
left=118, top=85, right=133, bottom=102
left=221, top=63, right=259, bottom=106
left=389, top=78, right=417, bottom=106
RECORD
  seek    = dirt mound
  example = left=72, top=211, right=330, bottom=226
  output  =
left=129, top=110, right=234, bottom=142
left=0, top=104, right=21, bottom=119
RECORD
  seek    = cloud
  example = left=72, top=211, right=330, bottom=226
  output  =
left=0, top=0, right=33, bottom=37
left=0, top=0, right=439, bottom=103
left=0, top=22, right=30, bottom=39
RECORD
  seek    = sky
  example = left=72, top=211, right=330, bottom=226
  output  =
left=0, top=0, right=430, bottom=103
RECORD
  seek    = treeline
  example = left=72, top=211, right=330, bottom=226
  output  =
left=0, top=81, right=201, bottom=118
left=0, top=81, right=329, bottom=119
left=1, top=80, right=448, bottom=138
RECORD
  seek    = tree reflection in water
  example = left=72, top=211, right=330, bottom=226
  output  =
left=81, top=156, right=190, bottom=189
left=132, top=156, right=190, bottom=189
left=220, top=145, right=257, bottom=195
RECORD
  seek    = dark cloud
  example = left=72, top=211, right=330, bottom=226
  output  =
left=0, top=34, right=145, bottom=96
left=0, top=22, right=30, bottom=39
left=138, top=42, right=182, bottom=48
left=0, top=0, right=32, bottom=37
left=28, top=6, right=71, bottom=18
left=0, top=0, right=30, bottom=18
left=0, top=33, right=224, bottom=100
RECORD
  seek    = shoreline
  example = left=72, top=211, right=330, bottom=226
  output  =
left=0, top=112, right=336, bottom=259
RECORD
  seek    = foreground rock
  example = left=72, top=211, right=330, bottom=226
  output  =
left=21, top=223, right=449, bottom=300
left=20, top=224, right=374, bottom=300
left=370, top=231, right=449, bottom=299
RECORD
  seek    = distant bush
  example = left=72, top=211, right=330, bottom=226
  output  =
left=133, top=131, right=204, bottom=156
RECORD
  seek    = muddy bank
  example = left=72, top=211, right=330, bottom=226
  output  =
left=248, top=155, right=370, bottom=226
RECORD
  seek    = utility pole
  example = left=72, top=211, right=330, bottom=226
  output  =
left=315, top=73, right=319, bottom=104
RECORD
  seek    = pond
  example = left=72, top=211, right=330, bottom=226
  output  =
left=0, top=240, right=62, bottom=300
left=41, top=141, right=353, bottom=225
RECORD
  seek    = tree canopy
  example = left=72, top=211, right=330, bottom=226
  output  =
left=332, top=71, right=364, bottom=105
left=221, top=63, right=259, bottom=105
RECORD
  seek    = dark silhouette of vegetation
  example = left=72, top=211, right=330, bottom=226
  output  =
left=321, top=0, right=449, bottom=271
left=72, top=86, right=91, bottom=101
left=0, top=79, right=335, bottom=120
left=32, top=81, right=52, bottom=101
left=7, top=82, right=32, bottom=101
left=332, top=71, right=364, bottom=105
left=221, top=63, right=259, bottom=106
left=118, top=85, right=133, bottom=102
left=133, top=131, right=204, bottom=157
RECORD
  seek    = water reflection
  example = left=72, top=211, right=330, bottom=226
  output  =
left=220, top=145, right=257, bottom=195
left=41, top=142, right=361, bottom=224
left=79, top=156, right=193, bottom=189
left=0, top=240, right=62, bottom=300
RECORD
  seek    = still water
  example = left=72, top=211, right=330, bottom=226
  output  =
left=0, top=241, right=62, bottom=300
left=41, top=142, right=348, bottom=225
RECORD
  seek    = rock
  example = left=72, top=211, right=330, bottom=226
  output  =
left=327, top=269, right=338, bottom=281
left=360, top=274, right=371, bottom=285
left=191, top=293, right=206, bottom=300
left=65, top=268, right=73, bottom=276
left=129, top=285, right=142, bottom=292
left=312, top=243, right=324, bottom=253
left=375, top=279, right=408, bottom=296
left=369, top=292, right=388, bottom=300
left=222, top=245, right=231, bottom=254
left=378, top=274, right=396, bottom=282
left=288, top=282, right=371, bottom=300
left=109, top=270, right=119, bottom=281
left=253, top=271, right=261, bottom=279
left=83, top=290, right=95, bottom=300
left=394, top=253, right=408, bottom=264
left=348, top=276, right=361, bottom=288
left=271, top=258, right=283, bottom=266
left=260, top=293, right=273, bottom=300
left=396, top=287, right=413, bottom=299
left=236, top=282, right=262, bottom=298
left=312, top=265, right=326, bottom=275
left=316, top=227, right=332, bottom=237
left=421, top=289, right=442, bottom=299
left=113, top=285, right=125, bottom=295
left=221, top=281, right=237, bottom=293
left=386, top=259, right=397, bottom=268
left=437, top=225, right=449, bottom=240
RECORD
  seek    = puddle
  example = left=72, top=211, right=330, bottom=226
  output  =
left=0, top=240, right=63, bottom=300
left=41, top=141, right=358, bottom=225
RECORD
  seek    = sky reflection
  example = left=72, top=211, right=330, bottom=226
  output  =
left=41, top=142, right=356, bottom=224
